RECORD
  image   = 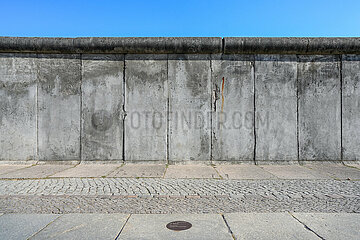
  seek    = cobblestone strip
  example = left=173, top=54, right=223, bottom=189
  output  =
left=0, top=179, right=359, bottom=197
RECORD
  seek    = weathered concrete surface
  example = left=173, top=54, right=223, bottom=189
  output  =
left=108, top=164, right=166, bottom=178
left=292, top=213, right=360, bottom=240
left=30, top=214, right=128, bottom=240
left=304, top=163, right=360, bottom=180
left=119, top=214, right=232, bottom=240
left=0, top=53, right=37, bottom=161
left=255, top=55, right=298, bottom=161
left=224, top=213, right=319, bottom=240
left=0, top=214, right=58, bottom=240
left=298, top=55, right=341, bottom=160
left=0, top=164, right=30, bottom=175
left=50, top=164, right=121, bottom=178
left=211, top=54, right=254, bottom=161
left=342, top=55, right=360, bottom=161
left=37, top=54, right=81, bottom=160
left=0, top=37, right=223, bottom=54
left=261, top=165, right=329, bottom=179
left=125, top=55, right=167, bottom=161
left=0, top=165, right=73, bottom=179
left=168, top=55, right=211, bottom=162
left=214, top=165, right=277, bottom=179
left=82, top=54, right=124, bottom=160
left=165, top=165, right=220, bottom=179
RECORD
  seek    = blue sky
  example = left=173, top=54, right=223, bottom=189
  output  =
left=1, top=0, right=359, bottom=37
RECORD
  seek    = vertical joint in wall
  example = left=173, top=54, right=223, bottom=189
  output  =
left=253, top=57, right=257, bottom=165
left=340, top=54, right=343, bottom=163
left=296, top=54, right=301, bottom=164
left=79, top=53, right=83, bottom=163
left=122, top=54, right=126, bottom=162
left=166, top=54, right=170, bottom=164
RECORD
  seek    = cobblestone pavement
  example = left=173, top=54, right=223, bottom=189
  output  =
left=0, top=178, right=359, bottom=214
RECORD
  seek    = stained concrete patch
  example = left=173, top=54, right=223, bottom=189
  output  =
left=125, top=55, right=167, bottom=161
left=168, top=54, right=212, bottom=162
left=215, top=164, right=277, bottom=179
left=0, top=214, right=58, bottom=240
left=81, top=54, right=124, bottom=160
left=261, top=165, right=329, bottom=179
left=165, top=165, right=220, bottom=179
left=342, top=55, right=360, bottom=161
left=298, top=55, right=341, bottom=160
left=50, top=164, right=121, bottom=177
left=224, top=213, right=319, bottom=240
left=211, top=54, right=254, bottom=161
left=37, top=54, right=81, bottom=161
left=0, top=164, right=30, bottom=175
left=0, top=165, right=74, bottom=179
left=0, top=53, right=37, bottom=161
left=255, top=55, right=298, bottom=161
left=118, top=214, right=232, bottom=240
left=29, top=214, right=128, bottom=240
left=108, top=164, right=166, bottom=178
left=303, top=163, right=360, bottom=180
left=292, top=213, right=360, bottom=240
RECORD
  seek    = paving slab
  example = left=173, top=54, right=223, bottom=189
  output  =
left=293, top=213, right=360, bottom=240
left=119, top=214, right=232, bottom=240
left=0, top=214, right=58, bottom=240
left=0, top=165, right=74, bottom=179
left=224, top=213, right=319, bottom=240
left=30, top=213, right=128, bottom=240
left=261, top=165, right=329, bottom=179
left=164, top=165, right=220, bottom=179
left=303, top=163, right=360, bottom=180
left=108, top=164, right=166, bottom=178
left=0, top=164, right=30, bottom=175
left=50, top=164, right=121, bottom=178
left=215, top=164, right=277, bottom=179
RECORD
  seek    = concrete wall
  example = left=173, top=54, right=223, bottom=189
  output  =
left=0, top=37, right=359, bottom=163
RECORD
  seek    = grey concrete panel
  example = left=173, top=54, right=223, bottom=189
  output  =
left=30, top=213, right=128, bottom=240
left=211, top=54, right=254, bottom=161
left=82, top=54, right=124, bottom=160
left=0, top=214, right=58, bottom=240
left=37, top=54, right=81, bottom=160
left=119, top=214, right=232, bottom=240
left=125, top=55, right=167, bottom=161
left=342, top=55, right=360, bottom=160
left=0, top=53, right=37, bottom=160
left=293, top=213, right=360, bottom=240
left=298, top=55, right=341, bottom=160
left=255, top=55, right=298, bottom=161
left=225, top=213, right=319, bottom=240
left=168, top=55, right=212, bottom=162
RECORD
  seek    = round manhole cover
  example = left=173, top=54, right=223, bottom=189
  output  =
left=166, top=221, right=192, bottom=231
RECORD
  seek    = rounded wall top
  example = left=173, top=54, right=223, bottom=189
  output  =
left=0, top=37, right=359, bottom=54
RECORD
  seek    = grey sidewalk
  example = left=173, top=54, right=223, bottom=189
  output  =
left=0, top=213, right=359, bottom=240
left=0, top=163, right=359, bottom=180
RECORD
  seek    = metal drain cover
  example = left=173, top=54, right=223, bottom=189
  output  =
left=166, top=221, right=192, bottom=231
